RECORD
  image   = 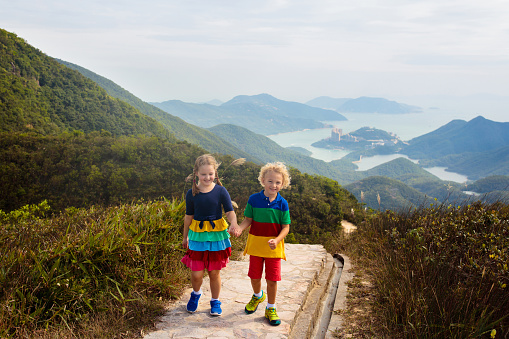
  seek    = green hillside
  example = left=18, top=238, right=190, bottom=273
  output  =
left=465, top=175, right=509, bottom=193
left=0, top=29, right=170, bottom=139
left=57, top=60, right=253, bottom=160
left=419, top=146, right=509, bottom=180
left=345, top=176, right=431, bottom=211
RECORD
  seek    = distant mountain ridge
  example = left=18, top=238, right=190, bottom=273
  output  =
left=224, top=93, right=345, bottom=121
left=402, top=116, right=509, bottom=159
left=151, top=94, right=347, bottom=135
left=307, top=96, right=422, bottom=114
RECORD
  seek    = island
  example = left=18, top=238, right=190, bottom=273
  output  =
left=311, top=126, right=404, bottom=151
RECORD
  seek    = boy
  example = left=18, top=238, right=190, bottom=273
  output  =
left=232, top=162, right=291, bottom=326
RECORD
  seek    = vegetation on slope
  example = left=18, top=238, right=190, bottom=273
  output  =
left=345, top=176, right=431, bottom=211
left=0, top=29, right=170, bottom=140
left=0, top=156, right=360, bottom=338
left=338, top=201, right=509, bottom=338
left=58, top=59, right=252, bottom=160
left=0, top=131, right=201, bottom=212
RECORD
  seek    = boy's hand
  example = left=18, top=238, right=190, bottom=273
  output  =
left=268, top=239, right=278, bottom=250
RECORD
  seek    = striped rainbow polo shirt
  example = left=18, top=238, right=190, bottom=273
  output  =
left=243, top=190, right=291, bottom=260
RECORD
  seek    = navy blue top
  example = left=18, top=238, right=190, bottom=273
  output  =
left=185, top=185, right=234, bottom=221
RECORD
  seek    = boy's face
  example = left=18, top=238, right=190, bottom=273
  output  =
left=261, top=170, right=284, bottom=198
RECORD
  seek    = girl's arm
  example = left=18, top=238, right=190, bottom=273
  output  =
left=268, top=224, right=290, bottom=250
left=182, top=214, right=194, bottom=249
left=225, top=210, right=241, bottom=237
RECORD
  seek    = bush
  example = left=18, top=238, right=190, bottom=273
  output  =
left=0, top=199, right=189, bottom=337
left=348, top=201, right=509, bottom=338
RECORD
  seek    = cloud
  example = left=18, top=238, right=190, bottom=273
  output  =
left=1, top=0, right=509, bottom=102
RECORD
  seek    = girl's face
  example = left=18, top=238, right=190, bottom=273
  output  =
left=197, top=164, right=216, bottom=188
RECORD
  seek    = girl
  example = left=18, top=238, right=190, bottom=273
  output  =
left=181, top=154, right=239, bottom=316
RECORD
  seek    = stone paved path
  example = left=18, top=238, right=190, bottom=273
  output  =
left=144, top=244, right=328, bottom=339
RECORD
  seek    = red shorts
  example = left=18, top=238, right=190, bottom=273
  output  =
left=248, top=255, right=281, bottom=281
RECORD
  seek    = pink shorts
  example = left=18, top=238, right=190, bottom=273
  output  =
left=181, top=256, right=229, bottom=272
left=248, top=255, right=281, bottom=281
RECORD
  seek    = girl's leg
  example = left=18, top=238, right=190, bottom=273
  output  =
left=191, top=270, right=204, bottom=292
left=266, top=279, right=277, bottom=305
left=208, top=270, right=221, bottom=299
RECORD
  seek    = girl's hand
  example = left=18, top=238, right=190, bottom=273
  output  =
left=268, top=239, right=277, bottom=250
left=182, top=238, right=188, bottom=249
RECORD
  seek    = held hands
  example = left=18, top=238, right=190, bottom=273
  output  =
left=228, top=224, right=242, bottom=237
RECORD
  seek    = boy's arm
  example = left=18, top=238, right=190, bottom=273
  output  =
left=182, top=214, right=194, bottom=249
left=238, top=217, right=252, bottom=231
left=268, top=224, right=290, bottom=250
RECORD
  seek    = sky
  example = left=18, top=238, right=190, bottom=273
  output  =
left=2, top=0, right=509, bottom=106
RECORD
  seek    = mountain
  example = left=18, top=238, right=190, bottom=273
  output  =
left=337, top=97, right=422, bottom=114
left=306, top=96, right=352, bottom=110
left=422, top=145, right=509, bottom=180
left=57, top=60, right=252, bottom=160
left=223, top=93, right=347, bottom=121
left=363, top=157, right=469, bottom=202
left=151, top=94, right=347, bottom=135
left=402, top=116, right=509, bottom=161
left=0, top=29, right=170, bottom=139
left=465, top=175, right=509, bottom=194
left=344, top=176, right=430, bottom=211
left=207, top=124, right=363, bottom=184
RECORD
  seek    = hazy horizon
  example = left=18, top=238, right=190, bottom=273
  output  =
left=2, top=0, right=509, bottom=105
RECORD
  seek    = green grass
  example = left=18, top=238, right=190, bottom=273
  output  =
left=340, top=201, right=509, bottom=338
left=0, top=198, right=194, bottom=338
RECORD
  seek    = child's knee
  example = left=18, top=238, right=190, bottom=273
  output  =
left=208, top=270, right=220, bottom=279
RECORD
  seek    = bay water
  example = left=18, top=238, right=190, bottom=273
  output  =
left=267, top=109, right=506, bottom=183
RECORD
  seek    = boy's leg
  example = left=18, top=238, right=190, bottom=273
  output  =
left=245, top=256, right=266, bottom=314
left=266, top=279, right=277, bottom=305
left=208, top=270, right=221, bottom=299
left=251, top=278, right=262, bottom=295
left=264, top=258, right=282, bottom=326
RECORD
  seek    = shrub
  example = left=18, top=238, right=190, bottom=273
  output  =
left=0, top=199, right=189, bottom=337
left=348, top=201, right=509, bottom=338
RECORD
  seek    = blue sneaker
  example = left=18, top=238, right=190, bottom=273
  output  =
left=187, top=292, right=201, bottom=313
left=210, top=300, right=222, bottom=316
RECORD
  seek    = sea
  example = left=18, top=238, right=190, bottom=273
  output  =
left=268, top=106, right=509, bottom=184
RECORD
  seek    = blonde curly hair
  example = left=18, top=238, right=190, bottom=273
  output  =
left=258, top=162, right=291, bottom=189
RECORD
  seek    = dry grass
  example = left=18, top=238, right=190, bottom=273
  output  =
left=330, top=201, right=509, bottom=338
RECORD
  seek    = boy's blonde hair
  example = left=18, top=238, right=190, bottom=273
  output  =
left=258, top=162, right=291, bottom=189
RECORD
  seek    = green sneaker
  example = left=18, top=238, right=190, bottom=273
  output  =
left=265, top=307, right=281, bottom=326
left=244, top=291, right=266, bottom=314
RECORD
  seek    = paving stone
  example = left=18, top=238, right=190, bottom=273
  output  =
left=144, top=244, right=332, bottom=339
